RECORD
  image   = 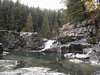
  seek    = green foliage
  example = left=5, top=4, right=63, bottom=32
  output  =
left=64, top=0, right=85, bottom=23
left=0, top=0, right=64, bottom=37
left=22, top=13, right=33, bottom=32
left=87, top=36, right=98, bottom=44
left=41, top=13, right=50, bottom=37
left=57, top=10, right=65, bottom=27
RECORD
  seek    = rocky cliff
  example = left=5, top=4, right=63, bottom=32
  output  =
left=0, top=31, right=44, bottom=51
left=58, top=21, right=100, bottom=65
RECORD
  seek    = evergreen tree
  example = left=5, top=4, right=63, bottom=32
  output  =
left=41, top=13, right=50, bottom=37
left=22, top=13, right=33, bottom=32
left=64, top=0, right=85, bottom=23
left=1, top=0, right=9, bottom=30
left=14, top=0, right=24, bottom=32
left=7, top=0, right=15, bottom=30
left=33, top=8, right=43, bottom=32
left=0, top=0, right=3, bottom=30
left=0, top=0, right=63, bottom=37
left=57, top=10, right=64, bottom=27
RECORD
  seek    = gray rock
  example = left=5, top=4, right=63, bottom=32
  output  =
left=0, top=31, right=44, bottom=51
left=0, top=60, right=65, bottom=75
left=0, top=43, right=3, bottom=59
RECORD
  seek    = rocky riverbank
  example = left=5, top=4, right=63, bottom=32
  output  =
left=0, top=31, right=45, bottom=51
left=0, top=60, right=65, bottom=75
left=58, top=22, right=100, bottom=65
left=1, top=21, right=100, bottom=75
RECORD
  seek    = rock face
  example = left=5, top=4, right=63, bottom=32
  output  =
left=58, top=21, right=100, bottom=65
left=0, top=60, right=18, bottom=71
left=0, top=30, right=58, bottom=54
left=0, top=43, right=3, bottom=59
left=0, top=60, right=65, bottom=75
left=0, top=67, right=65, bottom=75
left=0, top=31, right=44, bottom=51
left=68, top=44, right=83, bottom=53
left=20, top=32, right=44, bottom=50
left=0, top=31, right=8, bottom=48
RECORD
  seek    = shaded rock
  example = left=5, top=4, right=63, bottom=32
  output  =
left=20, top=32, right=44, bottom=50
left=0, top=60, right=65, bottom=75
left=0, top=43, right=3, bottom=59
left=0, top=31, right=8, bottom=47
left=87, top=36, right=98, bottom=44
left=58, top=23, right=88, bottom=44
left=60, top=38, right=91, bottom=54
left=0, top=31, right=44, bottom=51
left=0, top=60, right=18, bottom=71
left=68, top=44, right=83, bottom=54
left=58, top=36, right=76, bottom=44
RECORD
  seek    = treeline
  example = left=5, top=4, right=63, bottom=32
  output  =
left=0, top=0, right=64, bottom=37
left=63, top=0, right=100, bottom=23
left=64, top=0, right=85, bottom=23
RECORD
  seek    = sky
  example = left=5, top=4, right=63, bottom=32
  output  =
left=13, top=0, right=65, bottom=10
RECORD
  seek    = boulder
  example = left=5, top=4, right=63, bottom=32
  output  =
left=58, top=36, right=76, bottom=44
left=60, top=38, right=91, bottom=54
left=0, top=31, right=8, bottom=47
left=58, top=22, right=88, bottom=44
left=0, top=43, right=3, bottom=59
left=0, top=31, right=44, bottom=51
left=20, top=32, right=44, bottom=50
left=68, top=44, right=83, bottom=54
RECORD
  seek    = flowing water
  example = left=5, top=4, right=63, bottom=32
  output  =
left=0, top=40, right=66, bottom=75
left=1, top=40, right=100, bottom=75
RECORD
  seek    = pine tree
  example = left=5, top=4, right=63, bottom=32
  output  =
left=0, top=0, right=3, bottom=30
left=0, top=0, right=62, bottom=34
left=57, top=10, right=65, bottom=27
left=22, top=13, right=33, bottom=32
left=64, top=0, right=85, bottom=23
left=41, top=13, right=50, bottom=37
left=15, top=0, right=23, bottom=32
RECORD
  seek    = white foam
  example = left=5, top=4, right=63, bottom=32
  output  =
left=69, top=59, right=83, bottom=63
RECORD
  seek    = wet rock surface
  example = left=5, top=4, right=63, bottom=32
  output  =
left=20, top=32, right=44, bottom=50
left=59, top=22, right=100, bottom=65
left=0, top=43, right=3, bottom=59
left=0, top=60, right=65, bottom=75
left=0, top=60, right=18, bottom=71
left=0, top=31, right=44, bottom=51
